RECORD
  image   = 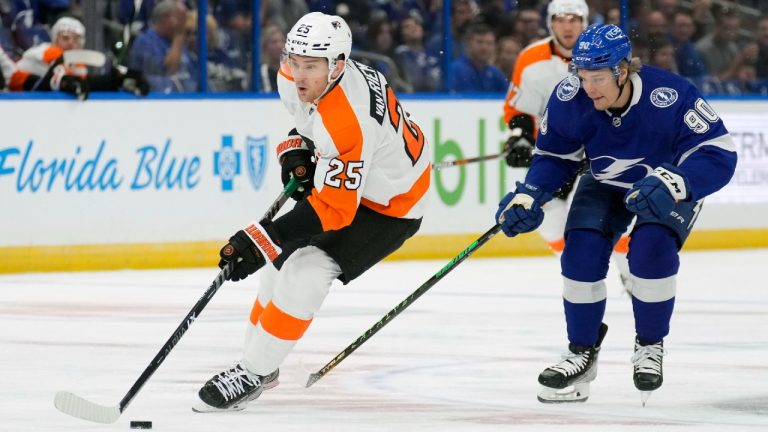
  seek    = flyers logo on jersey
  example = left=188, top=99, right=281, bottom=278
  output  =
left=650, top=87, right=679, bottom=108
left=556, top=75, right=581, bottom=101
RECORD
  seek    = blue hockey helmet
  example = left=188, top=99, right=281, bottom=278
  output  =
left=571, top=24, right=631, bottom=76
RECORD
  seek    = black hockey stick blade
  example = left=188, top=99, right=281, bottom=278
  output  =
left=305, top=224, right=502, bottom=388
left=54, top=178, right=300, bottom=423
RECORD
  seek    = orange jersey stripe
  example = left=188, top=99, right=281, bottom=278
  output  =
left=309, top=85, right=364, bottom=231
left=503, top=39, right=565, bottom=126
left=42, top=46, right=63, bottom=63
left=8, top=70, right=31, bottom=91
left=361, top=165, right=430, bottom=217
left=259, top=301, right=312, bottom=341
left=249, top=298, right=265, bottom=325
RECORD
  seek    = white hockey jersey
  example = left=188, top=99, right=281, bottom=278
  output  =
left=503, top=37, right=570, bottom=127
left=277, top=59, right=431, bottom=231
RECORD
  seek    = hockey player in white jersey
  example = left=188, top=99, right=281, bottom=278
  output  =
left=193, top=12, right=430, bottom=412
left=502, top=0, right=631, bottom=288
left=496, top=24, right=736, bottom=404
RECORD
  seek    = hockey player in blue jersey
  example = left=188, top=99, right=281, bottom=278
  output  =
left=496, top=24, right=737, bottom=405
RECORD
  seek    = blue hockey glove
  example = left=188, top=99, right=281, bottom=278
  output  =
left=625, top=163, right=690, bottom=220
left=496, top=182, right=552, bottom=237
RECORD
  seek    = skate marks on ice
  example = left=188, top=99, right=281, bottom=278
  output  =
left=350, top=354, right=768, bottom=429
left=1, top=251, right=767, bottom=431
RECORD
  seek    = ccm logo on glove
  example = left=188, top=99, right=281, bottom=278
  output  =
left=653, top=169, right=686, bottom=199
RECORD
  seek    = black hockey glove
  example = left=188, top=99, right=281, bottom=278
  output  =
left=120, top=68, right=150, bottom=96
left=504, top=114, right=536, bottom=168
left=58, top=75, right=89, bottom=100
left=219, top=223, right=282, bottom=281
left=277, top=130, right=315, bottom=201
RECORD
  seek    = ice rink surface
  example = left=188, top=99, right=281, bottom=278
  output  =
left=2, top=249, right=767, bottom=432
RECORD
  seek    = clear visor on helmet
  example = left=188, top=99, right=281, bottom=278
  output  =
left=280, top=49, right=338, bottom=80
left=551, top=13, right=583, bottom=24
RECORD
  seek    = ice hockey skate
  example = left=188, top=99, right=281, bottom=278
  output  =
left=537, top=323, right=608, bottom=403
left=193, top=364, right=279, bottom=412
left=631, top=338, right=666, bottom=406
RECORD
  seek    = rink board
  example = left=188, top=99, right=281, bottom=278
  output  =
left=1, top=98, right=767, bottom=273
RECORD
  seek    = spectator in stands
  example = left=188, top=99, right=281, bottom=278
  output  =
left=477, top=0, right=515, bottom=39
left=426, top=0, right=477, bottom=60
left=213, top=0, right=264, bottom=74
left=670, top=11, right=708, bottom=78
left=363, top=17, right=399, bottom=76
left=129, top=0, right=195, bottom=93
left=447, top=23, right=508, bottom=93
left=13, top=0, right=69, bottom=26
left=185, top=11, right=247, bottom=92
left=9, top=4, right=52, bottom=52
left=1, top=5, right=19, bottom=58
left=310, top=0, right=372, bottom=37
left=264, top=0, right=308, bottom=32
left=0, top=44, right=15, bottom=89
left=514, top=7, right=545, bottom=47
left=605, top=8, right=620, bottom=26
left=394, top=14, right=441, bottom=92
left=655, top=0, right=679, bottom=23
left=756, top=16, right=768, bottom=79
left=494, top=36, right=521, bottom=80
left=695, top=4, right=757, bottom=82
left=648, top=38, right=677, bottom=73
left=691, top=0, right=714, bottom=41
left=370, top=0, right=429, bottom=25
left=644, top=10, right=668, bottom=42
left=119, top=0, right=157, bottom=31
left=721, top=64, right=766, bottom=95
left=10, top=16, right=149, bottom=98
left=259, top=24, right=285, bottom=92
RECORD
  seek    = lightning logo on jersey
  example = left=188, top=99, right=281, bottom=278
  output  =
left=590, top=156, right=653, bottom=189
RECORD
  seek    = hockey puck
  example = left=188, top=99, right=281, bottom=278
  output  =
left=130, top=420, right=152, bottom=429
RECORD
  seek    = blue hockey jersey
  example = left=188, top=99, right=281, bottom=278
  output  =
left=526, top=65, right=737, bottom=201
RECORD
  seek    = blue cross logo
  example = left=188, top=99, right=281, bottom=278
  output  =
left=213, top=135, right=241, bottom=191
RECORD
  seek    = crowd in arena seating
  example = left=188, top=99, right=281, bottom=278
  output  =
left=0, top=0, right=766, bottom=95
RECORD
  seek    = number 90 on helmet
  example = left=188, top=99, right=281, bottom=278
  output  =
left=571, top=24, right=631, bottom=76
left=284, top=12, right=352, bottom=71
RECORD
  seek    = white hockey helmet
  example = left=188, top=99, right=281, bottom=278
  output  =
left=51, top=17, right=86, bottom=41
left=285, top=12, right=352, bottom=71
left=546, top=0, right=589, bottom=34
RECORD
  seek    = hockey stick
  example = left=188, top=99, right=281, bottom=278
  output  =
left=62, top=49, right=107, bottom=68
left=431, top=128, right=527, bottom=170
left=431, top=150, right=509, bottom=170
left=54, top=178, right=300, bottom=424
left=305, top=223, right=502, bottom=388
